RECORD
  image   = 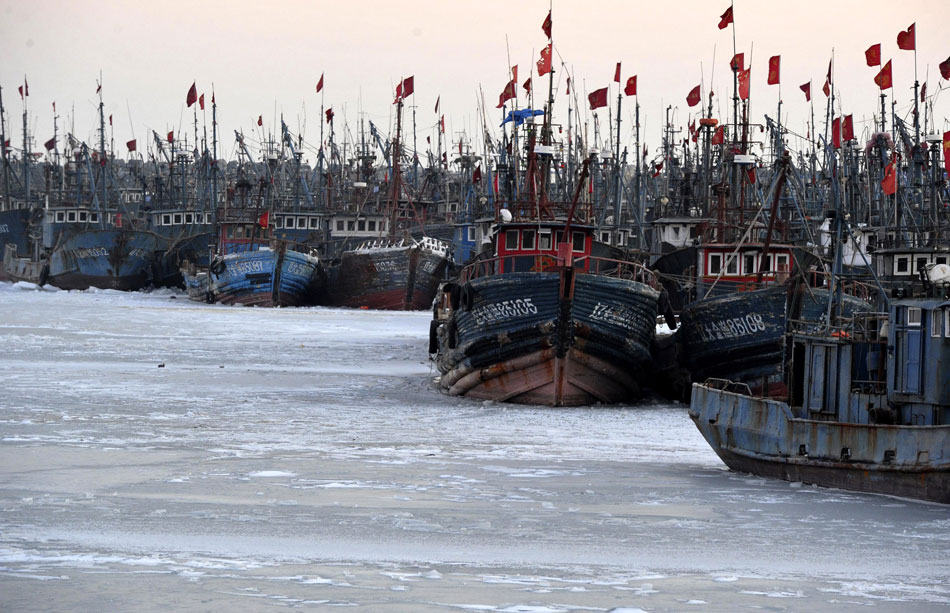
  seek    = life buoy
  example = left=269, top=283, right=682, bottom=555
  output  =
left=428, top=319, right=440, bottom=354
left=459, top=283, right=476, bottom=311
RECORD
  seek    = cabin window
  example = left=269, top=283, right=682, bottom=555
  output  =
left=761, top=254, right=773, bottom=272
left=915, top=256, right=929, bottom=274
left=725, top=254, right=738, bottom=275
left=347, top=221, right=355, bottom=231
left=672, top=226, right=681, bottom=239
left=174, top=213, right=183, bottom=224
left=55, top=211, right=66, bottom=223
left=895, top=256, right=910, bottom=274
left=539, top=230, right=552, bottom=250
left=369, top=220, right=377, bottom=232
left=309, top=218, right=319, bottom=229
left=237, top=225, right=247, bottom=238
left=907, top=307, right=921, bottom=326
left=298, top=217, right=307, bottom=229
left=285, top=217, right=295, bottom=229
left=185, top=213, right=194, bottom=224
left=708, top=253, right=722, bottom=275
left=134, top=193, right=142, bottom=202
left=932, top=311, right=942, bottom=338
left=336, top=220, right=344, bottom=231
left=90, top=213, right=99, bottom=223
left=162, top=214, right=172, bottom=225
left=601, top=232, right=610, bottom=244
left=358, top=220, right=366, bottom=232
left=275, top=217, right=283, bottom=229
left=505, top=230, right=519, bottom=251
left=205, top=213, right=212, bottom=224
left=936, top=256, right=947, bottom=266
left=776, top=253, right=789, bottom=272
left=67, top=211, right=77, bottom=222
left=78, top=211, right=88, bottom=222
left=522, top=230, right=536, bottom=250
left=572, top=231, right=584, bottom=252
left=466, top=226, right=475, bottom=242
left=743, top=253, right=756, bottom=275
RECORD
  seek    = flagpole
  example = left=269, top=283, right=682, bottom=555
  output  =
left=319, top=85, right=325, bottom=212
left=730, top=1, right=738, bottom=145
left=614, top=71, right=622, bottom=244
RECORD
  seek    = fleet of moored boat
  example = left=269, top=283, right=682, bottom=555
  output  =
left=1, top=8, right=947, bottom=503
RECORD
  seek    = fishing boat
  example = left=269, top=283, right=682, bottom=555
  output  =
left=431, top=146, right=660, bottom=406
left=323, top=90, right=452, bottom=310
left=689, top=273, right=950, bottom=503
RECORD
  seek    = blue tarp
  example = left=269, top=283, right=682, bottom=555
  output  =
left=500, top=108, right=545, bottom=127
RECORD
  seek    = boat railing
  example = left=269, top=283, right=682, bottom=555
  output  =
left=460, top=253, right=657, bottom=288
left=702, top=378, right=753, bottom=396
left=788, top=311, right=889, bottom=342
left=808, top=270, right=878, bottom=303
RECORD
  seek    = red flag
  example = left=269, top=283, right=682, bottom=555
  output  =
left=921, top=82, right=927, bottom=103
left=434, top=95, right=439, bottom=113
left=109, top=114, right=113, bottom=126
left=767, top=55, right=780, bottom=85
left=496, top=79, right=517, bottom=108
left=730, top=53, right=744, bottom=71
left=588, top=87, right=608, bottom=110
left=614, top=62, right=621, bottom=83
left=566, top=77, right=570, bottom=96
left=542, top=10, right=551, bottom=39
left=881, top=157, right=897, bottom=195
left=941, top=57, right=950, bottom=81
left=52, top=101, right=56, bottom=112
left=897, top=23, right=915, bottom=51
left=865, top=43, right=881, bottom=67
left=822, top=78, right=831, bottom=97
left=401, top=76, right=414, bottom=99
left=747, top=167, right=757, bottom=184
left=711, top=126, right=725, bottom=145
left=832, top=117, right=841, bottom=149
left=800, top=81, right=811, bottom=102
left=440, top=115, right=445, bottom=133
left=316, top=73, right=324, bottom=93
left=523, top=77, right=532, bottom=94
left=686, top=85, right=701, bottom=107
left=257, top=115, right=263, bottom=126
left=472, top=166, right=482, bottom=183
left=943, top=131, right=950, bottom=175
left=44, top=137, right=55, bottom=151
left=874, top=60, right=893, bottom=90
left=842, top=115, right=854, bottom=142
left=186, top=82, right=197, bottom=107
left=624, top=75, right=637, bottom=96
left=738, top=68, right=751, bottom=100
left=718, top=5, right=733, bottom=29
left=126, top=139, right=137, bottom=152
left=211, top=91, right=215, bottom=104
left=199, top=94, right=205, bottom=110
left=325, top=108, right=334, bottom=123
left=96, top=82, right=101, bottom=94
left=652, top=161, right=663, bottom=178
left=167, top=130, right=174, bottom=143
left=17, top=86, right=22, bottom=99
left=537, top=45, right=552, bottom=77
left=23, top=77, right=28, bottom=97
left=511, top=65, right=518, bottom=83
left=257, top=211, right=270, bottom=228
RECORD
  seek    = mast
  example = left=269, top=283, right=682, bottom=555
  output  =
left=1, top=85, right=9, bottom=206
left=389, top=97, right=404, bottom=237
left=22, top=81, right=31, bottom=209
left=211, top=90, right=218, bottom=254
left=98, top=78, right=106, bottom=211
left=613, top=75, right=622, bottom=244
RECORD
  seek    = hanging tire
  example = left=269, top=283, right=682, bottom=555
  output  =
left=428, top=319, right=440, bottom=354
left=447, top=319, right=458, bottom=349
left=459, top=283, right=475, bottom=311
left=448, top=284, right=461, bottom=310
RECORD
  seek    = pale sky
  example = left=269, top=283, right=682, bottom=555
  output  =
left=2, top=0, right=948, bottom=166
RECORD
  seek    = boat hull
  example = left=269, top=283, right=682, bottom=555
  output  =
left=435, top=271, right=658, bottom=406
left=0, top=208, right=33, bottom=282
left=210, top=248, right=323, bottom=307
left=326, top=245, right=449, bottom=310
left=689, top=382, right=950, bottom=503
left=46, top=229, right=157, bottom=291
